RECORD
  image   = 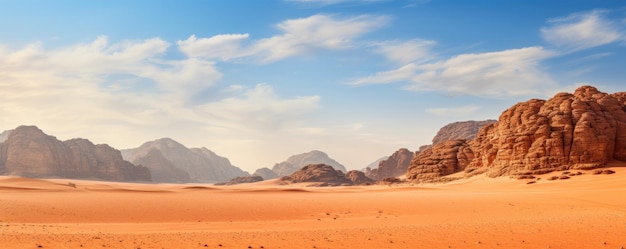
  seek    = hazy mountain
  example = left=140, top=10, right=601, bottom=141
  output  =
left=122, top=138, right=249, bottom=183
left=269, top=150, right=347, bottom=177
left=0, top=125, right=151, bottom=182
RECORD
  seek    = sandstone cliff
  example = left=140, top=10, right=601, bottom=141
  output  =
left=0, top=126, right=151, bottom=182
left=407, top=86, right=626, bottom=181
left=122, top=138, right=248, bottom=183
left=365, top=148, right=414, bottom=180
left=268, top=150, right=347, bottom=177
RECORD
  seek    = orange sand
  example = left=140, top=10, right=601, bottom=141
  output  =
left=1, top=165, right=626, bottom=248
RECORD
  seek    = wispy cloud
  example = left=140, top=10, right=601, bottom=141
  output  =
left=351, top=46, right=557, bottom=97
left=426, top=105, right=481, bottom=117
left=0, top=36, right=321, bottom=147
left=541, top=10, right=623, bottom=52
left=178, top=14, right=390, bottom=63
left=372, top=39, right=436, bottom=64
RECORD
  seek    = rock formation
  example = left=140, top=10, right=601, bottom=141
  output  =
left=431, top=120, right=496, bottom=145
left=345, top=170, right=375, bottom=185
left=215, top=175, right=264, bottom=185
left=253, top=167, right=278, bottom=180
left=281, top=164, right=352, bottom=186
left=122, top=138, right=248, bottom=183
left=365, top=148, right=414, bottom=180
left=0, top=126, right=151, bottom=182
left=406, top=140, right=472, bottom=181
left=267, top=150, right=347, bottom=177
left=407, top=86, right=626, bottom=181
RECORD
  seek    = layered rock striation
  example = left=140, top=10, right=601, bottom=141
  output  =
left=408, top=86, right=626, bottom=181
left=0, top=126, right=151, bottom=182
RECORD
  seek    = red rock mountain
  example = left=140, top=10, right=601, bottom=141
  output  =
left=0, top=126, right=151, bottom=182
left=365, top=148, right=414, bottom=180
left=365, top=120, right=494, bottom=180
left=122, top=138, right=249, bottom=183
left=281, top=164, right=372, bottom=186
left=408, top=86, right=626, bottom=181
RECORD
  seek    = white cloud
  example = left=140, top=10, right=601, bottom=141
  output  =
left=372, top=39, right=436, bottom=64
left=198, top=84, right=320, bottom=132
left=351, top=46, right=557, bottom=97
left=177, top=14, right=390, bottom=63
left=177, top=34, right=252, bottom=61
left=541, top=10, right=623, bottom=52
left=0, top=36, right=321, bottom=151
left=426, top=105, right=481, bottom=117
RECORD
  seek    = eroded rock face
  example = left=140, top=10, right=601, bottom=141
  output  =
left=0, top=126, right=151, bottom=182
left=281, top=164, right=352, bottom=186
left=407, top=86, right=626, bottom=181
left=365, top=148, right=414, bottom=180
left=345, top=170, right=375, bottom=185
left=407, top=140, right=472, bottom=182
left=431, top=120, right=497, bottom=145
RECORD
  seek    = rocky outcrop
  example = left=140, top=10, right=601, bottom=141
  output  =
left=253, top=167, right=278, bottom=180
left=268, top=150, right=347, bottom=177
left=345, top=170, right=375, bottom=185
left=281, top=164, right=375, bottom=186
left=0, top=126, right=151, bottom=182
left=406, top=140, right=472, bottom=181
left=281, top=164, right=352, bottom=186
left=365, top=148, right=414, bottom=180
left=215, top=175, right=264, bottom=185
left=122, top=138, right=248, bottom=183
left=407, top=86, right=626, bottom=181
left=431, top=120, right=496, bottom=145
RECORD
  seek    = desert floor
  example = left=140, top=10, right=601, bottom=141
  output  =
left=1, top=165, right=626, bottom=249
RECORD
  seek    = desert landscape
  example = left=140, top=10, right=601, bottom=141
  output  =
left=1, top=165, right=625, bottom=249
left=2, top=1, right=626, bottom=248
left=1, top=86, right=626, bottom=248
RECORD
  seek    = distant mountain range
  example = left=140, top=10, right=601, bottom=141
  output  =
left=0, top=126, right=249, bottom=183
left=121, top=138, right=249, bottom=183
left=0, top=126, right=151, bottom=182
left=253, top=150, right=347, bottom=179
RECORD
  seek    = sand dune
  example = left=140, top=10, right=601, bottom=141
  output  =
left=1, top=166, right=626, bottom=248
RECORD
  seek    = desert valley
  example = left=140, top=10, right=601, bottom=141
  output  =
left=1, top=86, right=626, bottom=248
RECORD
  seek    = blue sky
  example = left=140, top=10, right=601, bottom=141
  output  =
left=1, top=0, right=625, bottom=172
